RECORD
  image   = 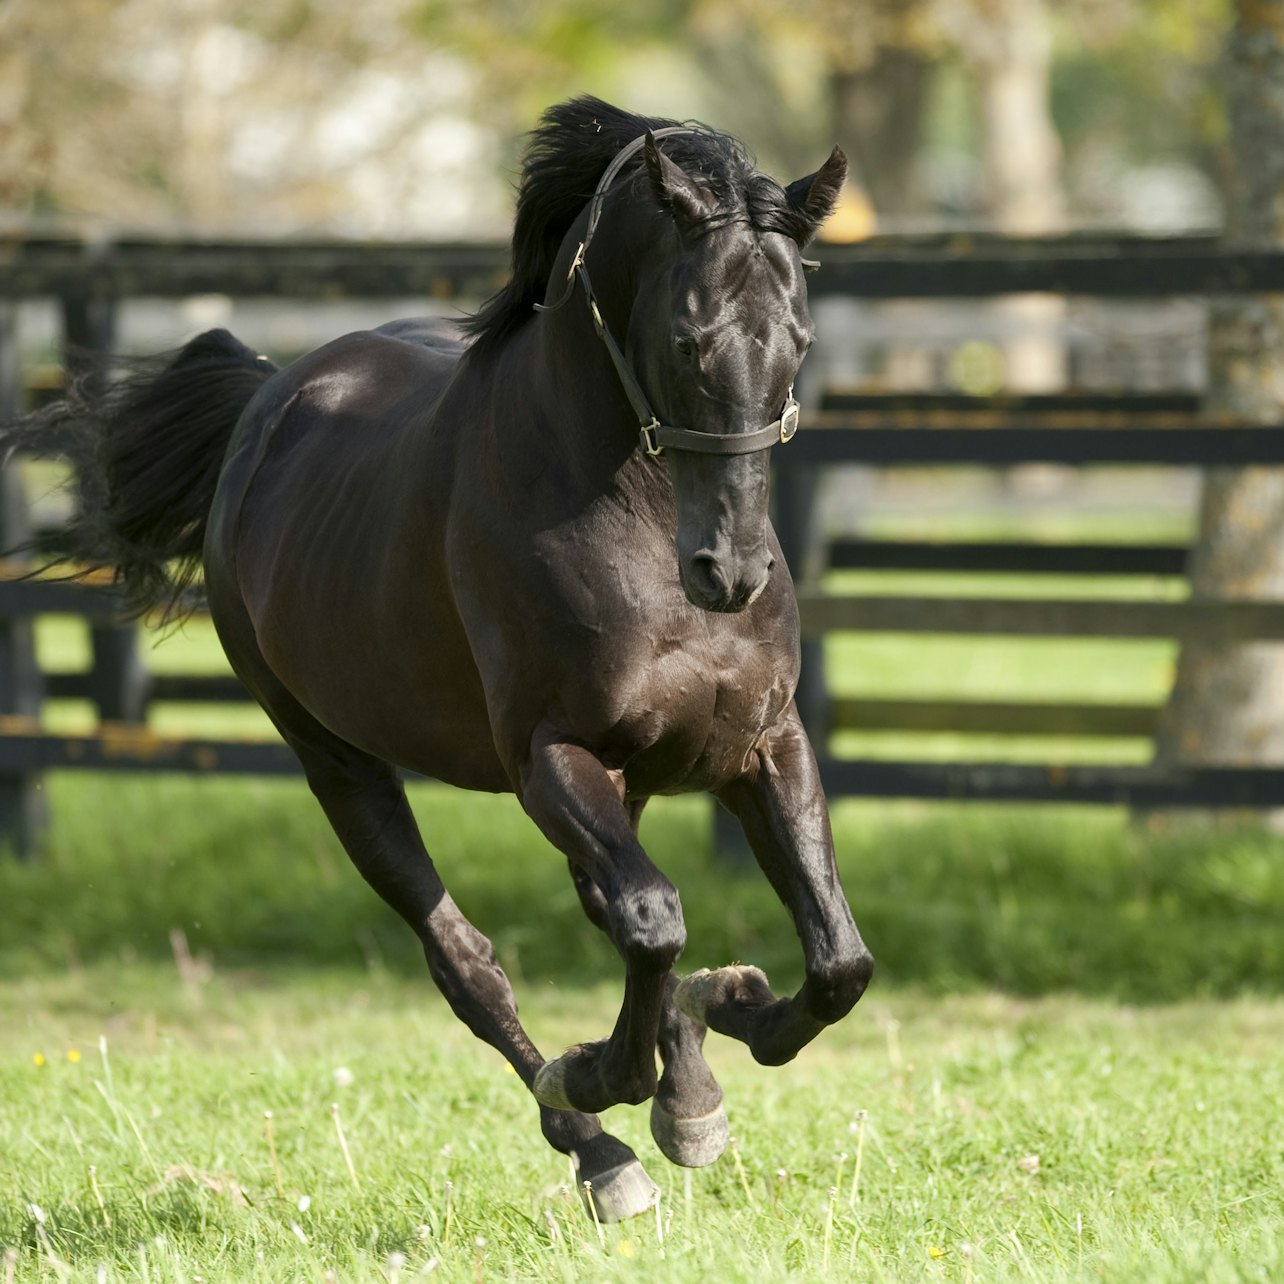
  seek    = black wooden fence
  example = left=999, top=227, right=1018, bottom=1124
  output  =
left=775, top=392, right=1284, bottom=810
left=4, top=230, right=1284, bottom=855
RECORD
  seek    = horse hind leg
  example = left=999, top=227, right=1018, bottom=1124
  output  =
left=567, top=858, right=729, bottom=1169
left=206, top=609, right=658, bottom=1220
left=295, top=738, right=659, bottom=1221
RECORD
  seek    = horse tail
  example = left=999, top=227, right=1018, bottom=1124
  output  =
left=3, top=328, right=277, bottom=621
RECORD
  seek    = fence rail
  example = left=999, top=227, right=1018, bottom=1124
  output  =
left=6, top=231, right=1284, bottom=298
left=6, top=230, right=1284, bottom=855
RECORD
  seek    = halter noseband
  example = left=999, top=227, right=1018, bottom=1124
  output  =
left=534, top=129, right=802, bottom=459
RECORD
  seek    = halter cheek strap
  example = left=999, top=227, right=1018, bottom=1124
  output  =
left=535, top=128, right=804, bottom=459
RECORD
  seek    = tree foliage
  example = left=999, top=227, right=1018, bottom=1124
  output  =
left=0, top=0, right=1240, bottom=234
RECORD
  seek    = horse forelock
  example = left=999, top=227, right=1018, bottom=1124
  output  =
left=462, top=97, right=795, bottom=356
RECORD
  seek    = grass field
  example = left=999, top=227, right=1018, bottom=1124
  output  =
left=3, top=777, right=1283, bottom=1282
left=3, top=485, right=1282, bottom=1278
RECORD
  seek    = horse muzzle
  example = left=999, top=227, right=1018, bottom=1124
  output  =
left=679, top=547, right=773, bottom=613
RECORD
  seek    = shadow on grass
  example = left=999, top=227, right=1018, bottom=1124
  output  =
left=1, top=774, right=1281, bottom=1002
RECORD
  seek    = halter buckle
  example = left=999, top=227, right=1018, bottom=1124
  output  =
left=779, top=399, right=801, bottom=444
left=640, top=420, right=664, bottom=456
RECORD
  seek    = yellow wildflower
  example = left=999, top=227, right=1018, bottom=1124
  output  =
left=32, top=1052, right=46, bottom=1067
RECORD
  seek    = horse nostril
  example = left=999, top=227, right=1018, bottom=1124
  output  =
left=689, top=552, right=728, bottom=598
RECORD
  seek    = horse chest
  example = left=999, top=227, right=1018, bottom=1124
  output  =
left=599, top=629, right=796, bottom=792
left=473, top=510, right=800, bottom=791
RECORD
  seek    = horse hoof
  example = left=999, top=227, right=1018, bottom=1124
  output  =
left=650, top=1098, right=729, bottom=1168
left=673, top=964, right=771, bottom=1024
left=577, top=1158, right=660, bottom=1223
left=533, top=1055, right=576, bottom=1111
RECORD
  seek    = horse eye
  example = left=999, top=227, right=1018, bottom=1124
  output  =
left=673, top=333, right=696, bottom=358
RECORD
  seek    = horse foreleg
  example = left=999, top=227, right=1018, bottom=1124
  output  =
left=679, top=704, right=874, bottom=1065
left=298, top=744, right=658, bottom=1220
left=567, top=857, right=729, bottom=1168
left=521, top=733, right=683, bottom=1117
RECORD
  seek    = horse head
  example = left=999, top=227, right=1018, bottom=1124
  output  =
left=627, top=134, right=846, bottom=612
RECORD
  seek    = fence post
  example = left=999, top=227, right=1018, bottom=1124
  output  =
left=0, top=302, right=48, bottom=856
left=61, top=293, right=149, bottom=725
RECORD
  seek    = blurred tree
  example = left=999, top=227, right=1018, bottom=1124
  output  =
left=1051, top=0, right=1229, bottom=227
left=0, top=0, right=1236, bottom=238
left=1153, top=0, right=1284, bottom=818
left=939, top=0, right=1064, bottom=233
left=813, top=0, right=939, bottom=217
left=699, top=0, right=1069, bottom=229
left=410, top=0, right=940, bottom=218
left=937, top=0, right=1067, bottom=396
left=0, top=0, right=504, bottom=235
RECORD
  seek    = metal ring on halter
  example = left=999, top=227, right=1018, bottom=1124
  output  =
left=640, top=421, right=664, bottom=457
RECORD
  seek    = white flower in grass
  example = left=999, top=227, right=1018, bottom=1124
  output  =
left=333, top=1066, right=355, bottom=1087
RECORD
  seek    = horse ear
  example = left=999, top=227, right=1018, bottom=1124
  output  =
left=643, top=132, right=716, bottom=228
left=784, top=146, right=848, bottom=243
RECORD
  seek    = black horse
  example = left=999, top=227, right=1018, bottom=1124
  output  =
left=18, top=97, right=872, bottom=1220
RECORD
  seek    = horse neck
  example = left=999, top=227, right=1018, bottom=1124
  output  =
left=524, top=204, right=664, bottom=488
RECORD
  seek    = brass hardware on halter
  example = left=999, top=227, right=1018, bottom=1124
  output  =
left=640, top=421, right=664, bottom=456
left=780, top=399, right=800, bottom=443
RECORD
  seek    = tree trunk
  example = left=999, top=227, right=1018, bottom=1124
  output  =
left=830, top=48, right=932, bottom=220
left=970, top=0, right=1066, bottom=394
left=1153, top=0, right=1284, bottom=817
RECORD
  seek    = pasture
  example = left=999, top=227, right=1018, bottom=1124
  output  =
left=3, top=771, right=1283, bottom=1282
left=4, top=353, right=1283, bottom=1281
left=3, top=495, right=1284, bottom=1281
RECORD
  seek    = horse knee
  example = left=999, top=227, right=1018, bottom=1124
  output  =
left=806, top=939, right=874, bottom=1024
left=609, top=880, right=686, bottom=969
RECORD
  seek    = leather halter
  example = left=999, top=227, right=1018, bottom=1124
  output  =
left=534, top=129, right=802, bottom=459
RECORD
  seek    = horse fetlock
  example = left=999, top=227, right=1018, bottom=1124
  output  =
left=805, top=943, right=875, bottom=1024
left=612, top=1070, right=659, bottom=1107
left=673, top=964, right=774, bottom=1032
left=534, top=1041, right=656, bottom=1113
left=532, top=1050, right=581, bottom=1111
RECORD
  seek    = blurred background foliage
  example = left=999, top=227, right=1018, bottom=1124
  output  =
left=0, top=0, right=1234, bottom=238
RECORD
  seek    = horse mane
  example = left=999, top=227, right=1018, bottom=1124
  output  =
left=464, top=96, right=811, bottom=356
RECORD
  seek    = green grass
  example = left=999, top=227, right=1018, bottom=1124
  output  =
left=4, top=966, right=1282, bottom=1281
left=5, top=492, right=1281, bottom=1277
left=4, top=778, right=1284, bottom=1000
left=2, top=776, right=1283, bottom=1280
